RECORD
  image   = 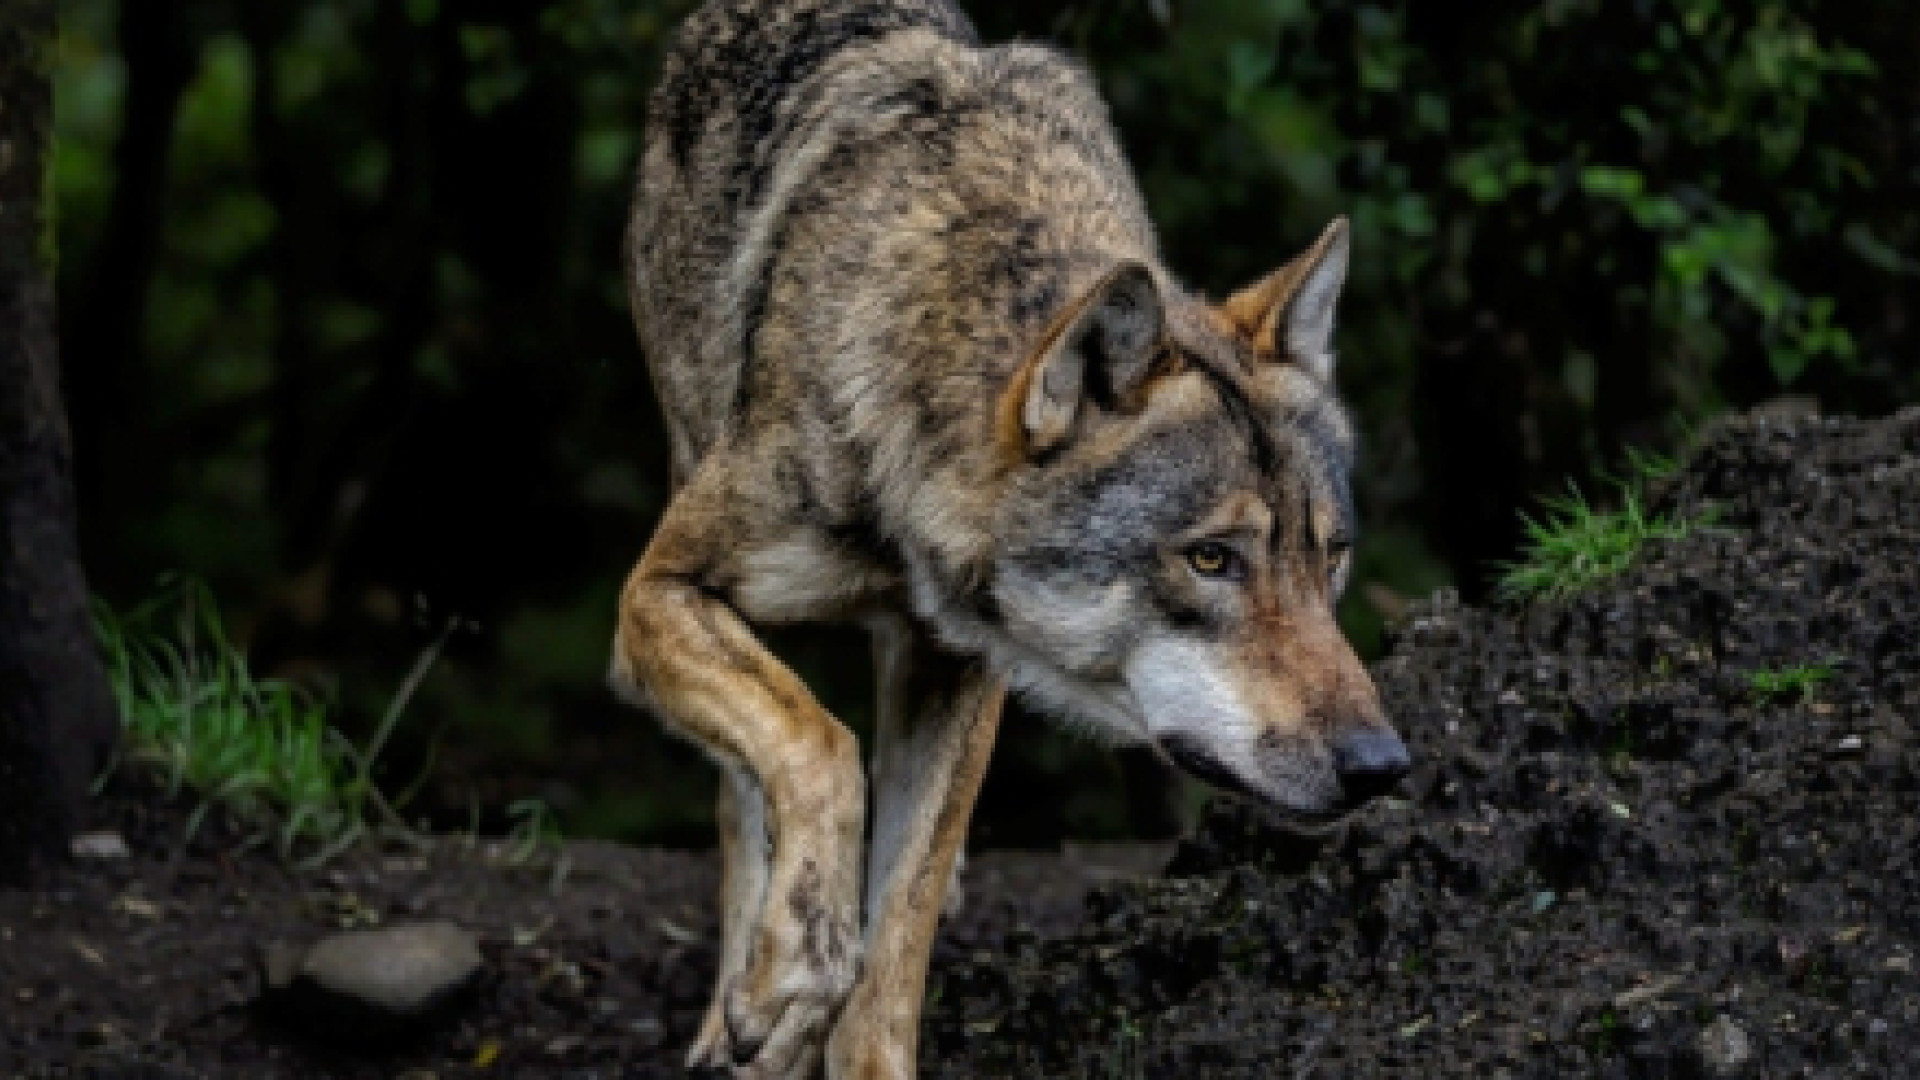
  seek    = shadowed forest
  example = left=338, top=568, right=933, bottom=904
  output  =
left=54, top=0, right=1919, bottom=845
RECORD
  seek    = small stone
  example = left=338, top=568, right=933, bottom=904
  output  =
left=75, top=1021, right=119, bottom=1049
left=114, top=894, right=161, bottom=919
left=1699, top=1014, right=1753, bottom=1074
left=274, top=920, right=482, bottom=1037
left=70, top=831, right=129, bottom=860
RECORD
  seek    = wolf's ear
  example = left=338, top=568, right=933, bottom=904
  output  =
left=1219, top=217, right=1349, bottom=381
left=1008, top=261, right=1165, bottom=458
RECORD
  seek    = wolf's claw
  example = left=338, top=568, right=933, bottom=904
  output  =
left=721, top=904, right=860, bottom=1078
left=725, top=996, right=831, bottom=1078
left=688, top=1001, right=733, bottom=1070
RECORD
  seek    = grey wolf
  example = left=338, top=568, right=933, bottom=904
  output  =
left=610, top=1, right=1409, bottom=1075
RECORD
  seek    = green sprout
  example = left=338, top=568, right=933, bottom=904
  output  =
left=1745, top=661, right=1838, bottom=704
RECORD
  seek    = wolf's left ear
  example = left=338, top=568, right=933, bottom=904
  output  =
left=1008, top=261, right=1165, bottom=458
left=1219, top=217, right=1349, bottom=381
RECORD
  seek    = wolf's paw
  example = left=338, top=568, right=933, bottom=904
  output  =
left=827, top=1011, right=916, bottom=1080
left=722, top=897, right=861, bottom=1078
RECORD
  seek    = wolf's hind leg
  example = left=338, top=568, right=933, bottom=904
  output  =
left=688, top=766, right=772, bottom=1069
left=827, top=617, right=1004, bottom=1080
left=615, top=482, right=866, bottom=1080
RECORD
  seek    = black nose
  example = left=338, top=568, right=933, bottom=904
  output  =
left=1332, top=727, right=1410, bottom=804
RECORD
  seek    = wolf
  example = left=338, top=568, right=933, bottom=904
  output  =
left=610, top=0, right=1410, bottom=1075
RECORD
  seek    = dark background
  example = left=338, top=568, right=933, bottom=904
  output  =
left=54, top=0, right=1918, bottom=844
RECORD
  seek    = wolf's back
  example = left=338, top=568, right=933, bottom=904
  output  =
left=629, top=0, right=981, bottom=470
left=654, top=0, right=977, bottom=192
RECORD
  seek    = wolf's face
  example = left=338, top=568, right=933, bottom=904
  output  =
left=989, top=220, right=1408, bottom=822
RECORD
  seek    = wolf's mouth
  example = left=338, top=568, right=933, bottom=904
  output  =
left=1158, top=734, right=1262, bottom=799
left=1157, top=734, right=1363, bottom=829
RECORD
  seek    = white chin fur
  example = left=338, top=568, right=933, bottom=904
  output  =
left=1123, top=636, right=1255, bottom=746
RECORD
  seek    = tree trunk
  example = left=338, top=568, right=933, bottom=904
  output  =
left=0, top=0, right=120, bottom=884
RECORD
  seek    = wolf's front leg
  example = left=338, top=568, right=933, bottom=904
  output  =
left=827, top=620, right=1005, bottom=1080
left=687, top=766, right=772, bottom=1069
left=615, top=505, right=866, bottom=1079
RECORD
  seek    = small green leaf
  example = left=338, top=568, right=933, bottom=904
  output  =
left=1579, top=165, right=1645, bottom=200
left=1226, top=41, right=1275, bottom=95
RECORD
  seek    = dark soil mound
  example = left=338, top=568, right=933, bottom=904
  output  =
left=921, top=405, right=1920, bottom=1079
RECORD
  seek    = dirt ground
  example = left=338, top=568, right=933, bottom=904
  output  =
left=5, top=403, right=1918, bottom=1078
left=0, top=783, right=1166, bottom=1078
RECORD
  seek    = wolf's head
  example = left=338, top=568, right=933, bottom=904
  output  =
left=983, top=218, right=1407, bottom=824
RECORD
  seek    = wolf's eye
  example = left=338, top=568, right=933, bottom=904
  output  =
left=1186, top=542, right=1241, bottom=579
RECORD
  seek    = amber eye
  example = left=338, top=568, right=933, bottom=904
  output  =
left=1186, top=542, right=1240, bottom=578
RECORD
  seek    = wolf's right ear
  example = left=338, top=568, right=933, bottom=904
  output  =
left=1005, top=262, right=1165, bottom=459
left=1220, top=217, right=1349, bottom=381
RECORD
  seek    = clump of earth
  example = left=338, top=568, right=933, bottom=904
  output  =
left=920, top=403, right=1920, bottom=1078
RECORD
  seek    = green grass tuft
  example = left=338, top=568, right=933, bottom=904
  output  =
left=1496, top=449, right=1696, bottom=603
left=94, top=577, right=452, bottom=864
left=97, top=577, right=568, bottom=869
left=1744, top=661, right=1837, bottom=704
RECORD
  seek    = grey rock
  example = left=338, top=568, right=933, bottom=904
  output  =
left=70, top=831, right=129, bottom=859
left=1699, top=1014, right=1754, bottom=1074
left=269, top=920, right=482, bottom=1036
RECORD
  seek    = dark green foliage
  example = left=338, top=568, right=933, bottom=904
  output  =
left=54, top=0, right=1917, bottom=842
left=1068, top=0, right=1916, bottom=591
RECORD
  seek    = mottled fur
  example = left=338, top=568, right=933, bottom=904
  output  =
left=612, top=2, right=1408, bottom=1076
